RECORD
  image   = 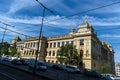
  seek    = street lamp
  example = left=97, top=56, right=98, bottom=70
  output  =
left=33, top=0, right=54, bottom=74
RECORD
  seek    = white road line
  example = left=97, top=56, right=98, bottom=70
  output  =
left=0, top=71, right=16, bottom=80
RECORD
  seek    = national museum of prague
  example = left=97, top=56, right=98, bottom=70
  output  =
left=11, top=21, right=115, bottom=71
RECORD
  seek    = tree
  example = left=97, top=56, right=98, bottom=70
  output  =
left=57, top=44, right=80, bottom=67
left=9, top=46, right=17, bottom=57
left=0, top=42, right=10, bottom=56
left=96, top=60, right=113, bottom=74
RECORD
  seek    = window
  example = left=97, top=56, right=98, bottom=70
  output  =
left=33, top=42, right=35, bottom=47
left=80, top=50, right=83, bottom=58
left=71, top=41, right=73, bottom=45
left=80, top=39, right=84, bottom=45
left=46, top=43, right=48, bottom=48
left=57, top=42, right=60, bottom=47
left=62, top=42, right=64, bottom=46
left=48, top=60, right=50, bottom=62
left=54, top=43, right=56, bottom=48
left=49, top=51, right=51, bottom=56
left=50, top=43, right=52, bottom=48
left=66, top=41, right=69, bottom=45
left=53, top=51, right=55, bottom=56
left=52, top=60, right=54, bottom=63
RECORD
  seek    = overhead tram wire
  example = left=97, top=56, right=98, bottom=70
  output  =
left=96, top=27, right=120, bottom=31
left=0, top=21, right=15, bottom=27
left=44, top=1, right=120, bottom=23
left=0, top=26, right=32, bottom=38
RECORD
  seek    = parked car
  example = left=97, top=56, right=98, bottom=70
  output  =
left=28, top=59, right=47, bottom=71
left=102, top=74, right=118, bottom=80
left=11, top=59, right=22, bottom=65
left=101, top=74, right=112, bottom=80
left=52, top=64, right=64, bottom=70
left=1, top=57, right=11, bottom=62
left=64, top=65, right=80, bottom=73
left=19, top=59, right=27, bottom=65
left=84, top=69, right=102, bottom=78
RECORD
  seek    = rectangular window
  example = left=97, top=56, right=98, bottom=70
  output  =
left=50, top=43, right=52, bottom=48
left=57, top=42, right=60, bottom=47
left=54, top=43, right=56, bottom=48
left=71, top=41, right=73, bottom=45
left=66, top=41, right=69, bottom=45
left=62, top=42, right=64, bottom=46
left=80, top=39, right=84, bottom=45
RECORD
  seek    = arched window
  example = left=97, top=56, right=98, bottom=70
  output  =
left=80, top=50, right=83, bottom=58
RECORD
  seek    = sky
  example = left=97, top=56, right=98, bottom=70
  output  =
left=0, top=0, right=120, bottom=62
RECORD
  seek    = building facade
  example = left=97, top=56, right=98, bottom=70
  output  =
left=11, top=21, right=115, bottom=71
left=11, top=36, right=47, bottom=61
left=115, top=63, right=120, bottom=76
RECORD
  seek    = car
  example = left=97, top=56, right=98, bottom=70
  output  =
left=101, top=74, right=112, bottom=80
left=84, top=69, right=102, bottom=78
left=11, top=59, right=22, bottom=65
left=102, top=74, right=118, bottom=80
left=1, top=57, right=11, bottom=62
left=64, top=65, right=80, bottom=73
left=28, top=59, right=47, bottom=71
left=52, top=64, right=64, bottom=70
left=19, top=59, right=27, bottom=65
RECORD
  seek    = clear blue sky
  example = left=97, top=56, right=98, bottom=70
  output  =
left=0, top=0, right=120, bottom=62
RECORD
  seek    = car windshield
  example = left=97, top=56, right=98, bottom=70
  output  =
left=38, top=62, right=45, bottom=66
left=66, top=66, right=75, bottom=69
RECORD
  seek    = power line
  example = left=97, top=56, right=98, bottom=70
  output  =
left=44, top=1, right=120, bottom=23
left=96, top=27, right=120, bottom=31
left=0, top=26, right=32, bottom=38
left=0, top=21, right=15, bottom=27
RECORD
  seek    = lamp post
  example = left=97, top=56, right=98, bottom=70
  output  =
left=33, top=0, right=54, bottom=74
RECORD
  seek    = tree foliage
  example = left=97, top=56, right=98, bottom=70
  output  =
left=9, top=46, right=17, bottom=57
left=0, top=42, right=10, bottom=56
left=0, top=42, right=18, bottom=57
left=57, top=44, right=82, bottom=67
left=96, top=60, right=113, bottom=74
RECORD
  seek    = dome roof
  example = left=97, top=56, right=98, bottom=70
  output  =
left=78, top=20, right=91, bottom=28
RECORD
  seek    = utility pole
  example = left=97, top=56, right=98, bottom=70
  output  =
left=0, top=21, right=14, bottom=56
left=33, top=0, right=54, bottom=74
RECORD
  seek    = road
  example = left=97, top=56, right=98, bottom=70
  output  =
left=0, top=64, right=47, bottom=80
left=0, top=61, right=103, bottom=80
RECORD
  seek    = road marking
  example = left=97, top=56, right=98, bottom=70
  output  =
left=0, top=71, right=16, bottom=80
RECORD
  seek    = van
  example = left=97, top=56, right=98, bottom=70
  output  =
left=28, top=59, right=47, bottom=71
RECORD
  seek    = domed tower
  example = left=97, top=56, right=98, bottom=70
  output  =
left=10, top=36, right=22, bottom=47
left=77, top=20, right=94, bottom=34
left=69, top=27, right=76, bottom=35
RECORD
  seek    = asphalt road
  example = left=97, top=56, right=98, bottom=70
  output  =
left=0, top=61, right=103, bottom=80
left=0, top=64, right=47, bottom=80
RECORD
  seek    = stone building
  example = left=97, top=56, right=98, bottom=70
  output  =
left=46, top=21, right=114, bottom=71
left=115, top=63, right=120, bottom=76
left=11, top=21, right=115, bottom=71
left=11, top=36, right=47, bottom=61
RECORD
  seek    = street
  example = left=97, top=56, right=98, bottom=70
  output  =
left=0, top=64, right=47, bottom=80
left=0, top=61, right=103, bottom=80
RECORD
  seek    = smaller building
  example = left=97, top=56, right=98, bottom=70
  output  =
left=115, top=63, right=120, bottom=76
left=10, top=36, right=47, bottom=61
